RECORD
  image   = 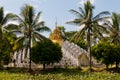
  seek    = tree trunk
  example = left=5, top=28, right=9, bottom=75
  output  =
left=106, top=65, right=108, bottom=69
left=87, top=28, right=92, bottom=71
left=116, top=61, right=119, bottom=69
left=0, top=25, right=2, bottom=38
left=13, top=59, right=16, bottom=67
left=29, top=45, right=32, bottom=72
left=0, top=60, right=3, bottom=68
left=20, top=49, right=23, bottom=63
left=43, top=61, right=46, bottom=70
left=29, top=27, right=32, bottom=73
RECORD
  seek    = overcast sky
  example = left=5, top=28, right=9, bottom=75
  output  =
left=0, top=0, right=120, bottom=37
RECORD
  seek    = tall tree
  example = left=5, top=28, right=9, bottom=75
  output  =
left=67, top=1, right=110, bottom=70
left=104, top=12, right=120, bottom=68
left=0, top=7, right=15, bottom=67
left=106, top=13, right=120, bottom=45
left=7, top=4, right=51, bottom=71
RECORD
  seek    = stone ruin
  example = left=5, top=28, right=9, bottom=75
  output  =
left=8, top=48, right=37, bottom=69
left=54, top=40, right=90, bottom=68
left=9, top=40, right=91, bottom=68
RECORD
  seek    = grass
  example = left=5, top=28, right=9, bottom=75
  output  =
left=0, top=67, right=120, bottom=80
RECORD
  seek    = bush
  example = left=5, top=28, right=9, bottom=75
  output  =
left=92, top=41, right=120, bottom=68
left=31, top=39, right=62, bottom=69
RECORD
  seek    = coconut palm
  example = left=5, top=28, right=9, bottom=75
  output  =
left=104, top=12, right=120, bottom=68
left=0, top=7, right=16, bottom=66
left=0, top=6, right=16, bottom=48
left=67, top=1, right=110, bottom=70
left=0, top=7, right=15, bottom=38
left=7, top=4, right=51, bottom=71
left=106, top=13, right=120, bottom=45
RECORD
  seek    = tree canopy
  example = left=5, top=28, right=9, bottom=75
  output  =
left=92, top=41, right=120, bottom=68
left=31, top=39, right=62, bottom=69
left=67, top=1, right=110, bottom=70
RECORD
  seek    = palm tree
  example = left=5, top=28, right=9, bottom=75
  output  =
left=105, top=12, right=120, bottom=68
left=7, top=4, right=51, bottom=72
left=106, top=13, right=120, bottom=45
left=67, top=1, right=110, bottom=71
left=0, top=7, right=15, bottom=38
left=0, top=7, right=15, bottom=66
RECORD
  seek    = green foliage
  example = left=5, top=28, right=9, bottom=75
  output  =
left=65, top=31, right=77, bottom=40
left=67, top=1, right=110, bottom=70
left=92, top=41, right=120, bottom=68
left=0, top=37, right=12, bottom=66
left=9, top=4, right=51, bottom=50
left=0, top=6, right=16, bottom=67
left=6, top=4, right=51, bottom=70
left=74, top=40, right=87, bottom=50
left=67, top=1, right=110, bottom=44
left=57, top=26, right=65, bottom=32
left=109, top=13, right=120, bottom=45
left=0, top=32, right=15, bottom=67
left=114, top=45, right=120, bottom=68
left=64, top=31, right=87, bottom=49
left=31, top=39, right=62, bottom=68
left=0, top=68, right=120, bottom=80
left=57, top=26, right=66, bottom=40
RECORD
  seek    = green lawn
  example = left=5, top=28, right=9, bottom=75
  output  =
left=0, top=68, right=120, bottom=80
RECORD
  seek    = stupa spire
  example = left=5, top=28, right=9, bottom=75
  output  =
left=55, top=18, right=57, bottom=28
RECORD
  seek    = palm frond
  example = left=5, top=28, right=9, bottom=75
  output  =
left=94, top=23, right=109, bottom=34
left=69, top=9, right=84, bottom=18
left=33, top=31, right=47, bottom=41
left=35, top=26, right=51, bottom=32
left=91, top=25, right=104, bottom=39
left=93, top=11, right=110, bottom=20
left=4, top=24, right=19, bottom=31
left=34, top=21, right=45, bottom=28
left=70, top=26, right=87, bottom=43
left=2, top=13, right=16, bottom=25
left=14, top=15, right=28, bottom=28
left=112, top=13, right=120, bottom=30
left=21, top=4, right=34, bottom=24
left=31, top=34, right=37, bottom=46
left=11, top=30, right=22, bottom=35
left=66, top=19, right=85, bottom=26
left=14, top=37, right=25, bottom=50
left=0, top=7, right=4, bottom=24
left=84, top=1, right=94, bottom=17
left=78, top=7, right=85, bottom=16
left=15, top=37, right=25, bottom=43
left=32, top=12, right=41, bottom=26
left=93, top=16, right=110, bottom=22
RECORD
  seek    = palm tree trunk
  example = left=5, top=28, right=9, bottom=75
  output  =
left=21, top=49, right=23, bottom=63
left=29, top=41, right=32, bottom=72
left=87, top=28, right=92, bottom=71
left=29, top=27, right=32, bottom=73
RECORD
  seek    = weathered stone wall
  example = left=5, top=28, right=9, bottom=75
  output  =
left=54, top=40, right=89, bottom=68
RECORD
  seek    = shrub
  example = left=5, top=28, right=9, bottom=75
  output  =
left=31, top=39, right=62, bottom=69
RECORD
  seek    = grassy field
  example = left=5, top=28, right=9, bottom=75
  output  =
left=0, top=68, right=120, bottom=80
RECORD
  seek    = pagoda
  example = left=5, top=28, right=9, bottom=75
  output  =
left=50, top=22, right=63, bottom=45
